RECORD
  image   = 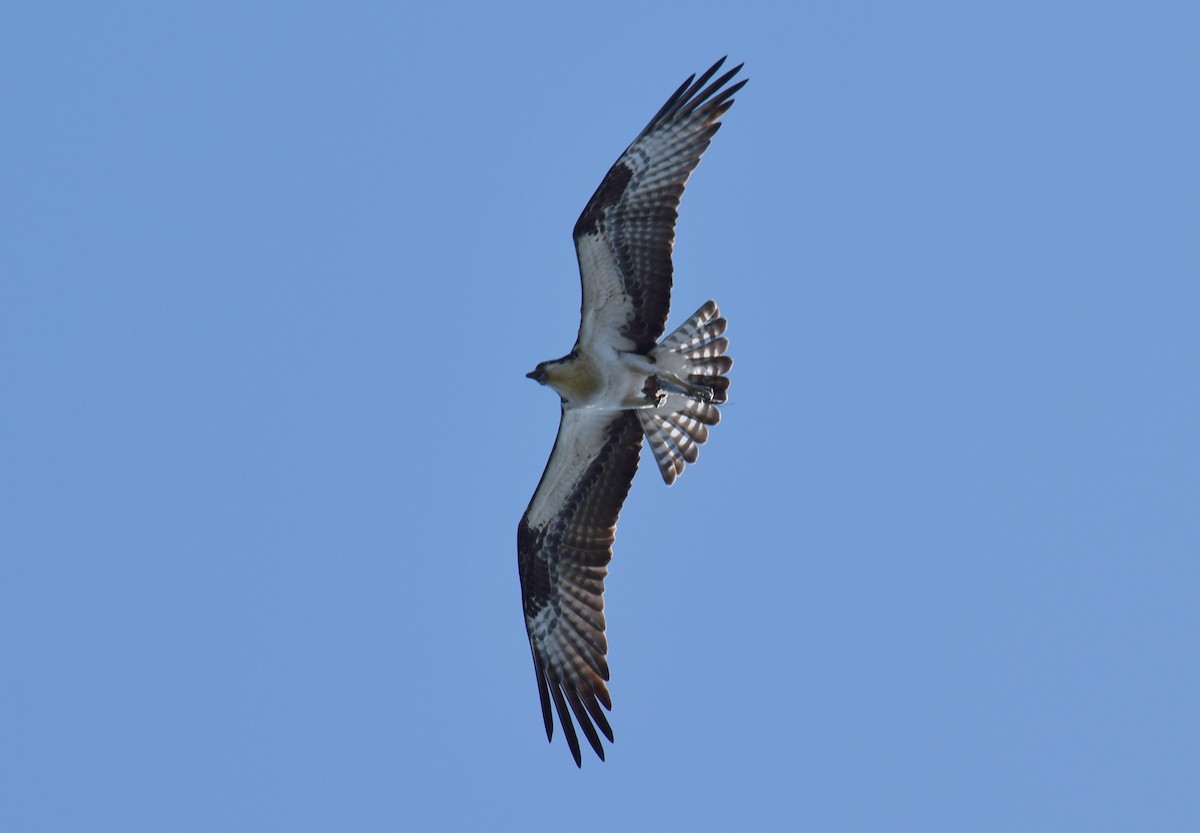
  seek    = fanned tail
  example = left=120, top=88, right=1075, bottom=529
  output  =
left=637, top=300, right=732, bottom=485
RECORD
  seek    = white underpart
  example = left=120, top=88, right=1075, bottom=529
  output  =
left=524, top=409, right=624, bottom=530
left=574, top=233, right=639, bottom=352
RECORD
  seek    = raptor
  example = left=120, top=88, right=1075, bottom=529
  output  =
left=519, top=58, right=745, bottom=766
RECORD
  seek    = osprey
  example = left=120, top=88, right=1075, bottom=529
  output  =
left=519, top=58, right=745, bottom=766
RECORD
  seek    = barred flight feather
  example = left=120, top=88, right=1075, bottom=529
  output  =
left=637, top=300, right=733, bottom=484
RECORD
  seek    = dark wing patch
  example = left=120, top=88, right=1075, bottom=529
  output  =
left=573, top=162, right=633, bottom=239
left=518, top=410, right=644, bottom=766
left=573, top=58, right=746, bottom=352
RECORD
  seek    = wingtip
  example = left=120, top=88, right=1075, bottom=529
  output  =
left=710, top=56, right=746, bottom=79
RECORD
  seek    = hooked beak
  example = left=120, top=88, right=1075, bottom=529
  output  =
left=526, top=367, right=547, bottom=383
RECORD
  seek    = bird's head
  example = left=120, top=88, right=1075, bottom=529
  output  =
left=526, top=362, right=550, bottom=385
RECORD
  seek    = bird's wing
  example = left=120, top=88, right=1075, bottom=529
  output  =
left=518, top=408, right=644, bottom=766
left=573, top=57, right=746, bottom=354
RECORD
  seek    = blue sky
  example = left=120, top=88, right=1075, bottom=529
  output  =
left=3, top=2, right=1198, bottom=830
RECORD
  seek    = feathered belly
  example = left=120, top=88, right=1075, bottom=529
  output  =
left=552, top=350, right=648, bottom=411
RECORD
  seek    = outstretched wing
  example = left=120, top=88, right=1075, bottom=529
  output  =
left=573, top=57, right=746, bottom=354
left=518, top=409, right=643, bottom=766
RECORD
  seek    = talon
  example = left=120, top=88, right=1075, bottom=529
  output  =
left=642, top=376, right=667, bottom=407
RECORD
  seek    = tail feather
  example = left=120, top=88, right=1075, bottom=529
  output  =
left=638, top=300, right=731, bottom=485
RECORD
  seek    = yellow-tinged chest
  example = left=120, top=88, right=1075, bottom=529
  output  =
left=544, top=352, right=604, bottom=404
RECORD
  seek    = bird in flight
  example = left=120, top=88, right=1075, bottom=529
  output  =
left=519, top=57, right=745, bottom=766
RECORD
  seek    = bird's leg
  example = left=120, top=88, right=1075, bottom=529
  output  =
left=640, top=376, right=668, bottom=408
left=655, top=371, right=715, bottom=403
